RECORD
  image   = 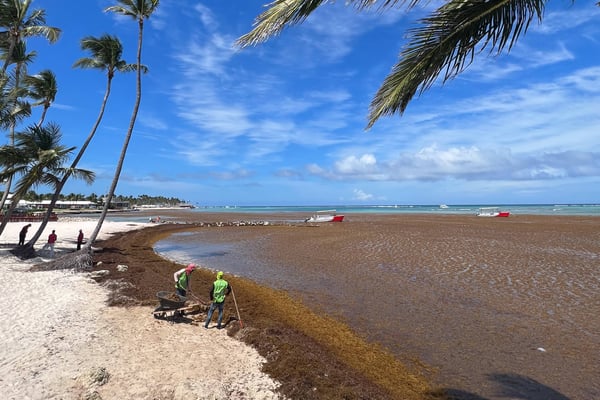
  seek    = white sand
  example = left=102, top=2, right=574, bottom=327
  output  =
left=0, top=219, right=283, bottom=400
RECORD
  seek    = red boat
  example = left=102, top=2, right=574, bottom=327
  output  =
left=305, top=210, right=345, bottom=223
left=476, top=207, right=510, bottom=217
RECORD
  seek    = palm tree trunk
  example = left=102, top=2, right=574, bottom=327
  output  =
left=86, top=19, right=145, bottom=249
left=37, top=105, right=49, bottom=126
left=0, top=193, right=22, bottom=237
left=0, top=175, right=13, bottom=217
left=1, top=35, right=16, bottom=73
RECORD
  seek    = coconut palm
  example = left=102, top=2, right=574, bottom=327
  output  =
left=0, top=0, right=61, bottom=73
left=24, top=34, right=140, bottom=250
left=0, top=40, right=33, bottom=131
left=0, top=70, right=30, bottom=130
left=22, top=69, right=56, bottom=126
left=85, top=0, right=159, bottom=249
left=0, top=40, right=35, bottom=212
left=236, top=0, right=587, bottom=128
left=0, top=0, right=60, bottom=215
left=0, top=73, right=31, bottom=206
left=0, top=122, right=95, bottom=238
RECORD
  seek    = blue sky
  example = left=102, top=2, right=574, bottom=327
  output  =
left=15, top=0, right=600, bottom=206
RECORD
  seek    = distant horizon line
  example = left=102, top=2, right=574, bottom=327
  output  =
left=194, top=203, right=600, bottom=207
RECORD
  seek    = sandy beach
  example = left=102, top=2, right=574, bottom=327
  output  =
left=1, top=211, right=598, bottom=399
left=0, top=218, right=284, bottom=400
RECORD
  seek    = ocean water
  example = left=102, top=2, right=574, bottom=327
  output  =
left=189, top=203, right=600, bottom=216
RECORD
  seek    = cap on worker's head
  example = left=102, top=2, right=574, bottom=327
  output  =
left=217, top=271, right=224, bottom=279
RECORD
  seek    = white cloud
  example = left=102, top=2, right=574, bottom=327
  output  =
left=194, top=3, right=219, bottom=32
left=335, top=154, right=377, bottom=174
left=308, top=145, right=600, bottom=183
left=139, top=114, right=167, bottom=130
left=534, top=5, right=600, bottom=35
left=352, top=188, right=374, bottom=201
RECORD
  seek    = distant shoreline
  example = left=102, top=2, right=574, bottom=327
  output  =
left=155, top=203, right=600, bottom=217
left=40, top=203, right=600, bottom=218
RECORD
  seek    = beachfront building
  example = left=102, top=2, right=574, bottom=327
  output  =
left=10, top=199, right=99, bottom=210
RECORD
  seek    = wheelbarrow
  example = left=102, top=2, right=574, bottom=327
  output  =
left=152, top=291, right=188, bottom=320
left=152, top=291, right=210, bottom=324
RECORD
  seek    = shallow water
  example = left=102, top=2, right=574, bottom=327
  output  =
left=155, top=216, right=600, bottom=400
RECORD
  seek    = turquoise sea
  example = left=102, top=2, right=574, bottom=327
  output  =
left=189, top=203, right=600, bottom=216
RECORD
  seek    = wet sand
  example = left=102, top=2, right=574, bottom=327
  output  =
left=145, top=211, right=600, bottom=400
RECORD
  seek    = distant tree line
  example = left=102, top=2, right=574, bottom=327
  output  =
left=2, top=190, right=188, bottom=206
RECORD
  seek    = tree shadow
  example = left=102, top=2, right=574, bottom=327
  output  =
left=429, top=373, right=571, bottom=400
left=428, top=389, right=487, bottom=400
left=488, top=373, right=570, bottom=400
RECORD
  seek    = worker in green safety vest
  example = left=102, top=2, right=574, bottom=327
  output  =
left=204, top=271, right=232, bottom=329
left=174, top=263, right=197, bottom=297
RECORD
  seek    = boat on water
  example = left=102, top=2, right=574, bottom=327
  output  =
left=476, top=207, right=510, bottom=217
left=305, top=210, right=345, bottom=223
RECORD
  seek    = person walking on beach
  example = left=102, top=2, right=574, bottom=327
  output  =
left=18, top=224, right=32, bottom=246
left=204, top=271, right=231, bottom=329
left=77, top=229, right=84, bottom=250
left=174, top=263, right=197, bottom=297
left=42, top=230, right=57, bottom=257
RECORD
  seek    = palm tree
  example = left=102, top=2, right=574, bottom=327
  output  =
left=0, top=74, right=31, bottom=211
left=0, top=40, right=35, bottom=213
left=0, top=122, right=95, bottom=238
left=0, top=70, right=30, bottom=130
left=25, top=34, right=140, bottom=250
left=23, top=69, right=57, bottom=125
left=0, top=0, right=60, bottom=220
left=0, top=0, right=61, bottom=73
left=85, top=0, right=159, bottom=249
left=236, top=0, right=585, bottom=128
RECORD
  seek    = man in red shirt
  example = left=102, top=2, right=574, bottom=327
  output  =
left=42, top=230, right=58, bottom=257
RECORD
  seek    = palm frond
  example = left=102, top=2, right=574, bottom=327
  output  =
left=236, top=0, right=328, bottom=47
left=22, top=26, right=61, bottom=43
left=22, top=7, right=46, bottom=25
left=23, top=69, right=57, bottom=105
left=0, top=144, right=26, bottom=167
left=367, top=0, right=546, bottom=128
left=236, top=0, right=417, bottom=48
left=116, top=61, right=140, bottom=73
left=66, top=167, right=96, bottom=185
left=105, top=0, right=160, bottom=19
left=72, top=35, right=142, bottom=74
left=72, top=58, right=105, bottom=70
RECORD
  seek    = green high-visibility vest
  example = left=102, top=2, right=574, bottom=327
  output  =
left=213, top=279, right=228, bottom=303
left=176, top=272, right=189, bottom=291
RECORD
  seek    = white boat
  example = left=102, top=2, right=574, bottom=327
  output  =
left=476, top=207, right=510, bottom=217
left=305, top=210, right=345, bottom=223
left=439, top=204, right=449, bottom=209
